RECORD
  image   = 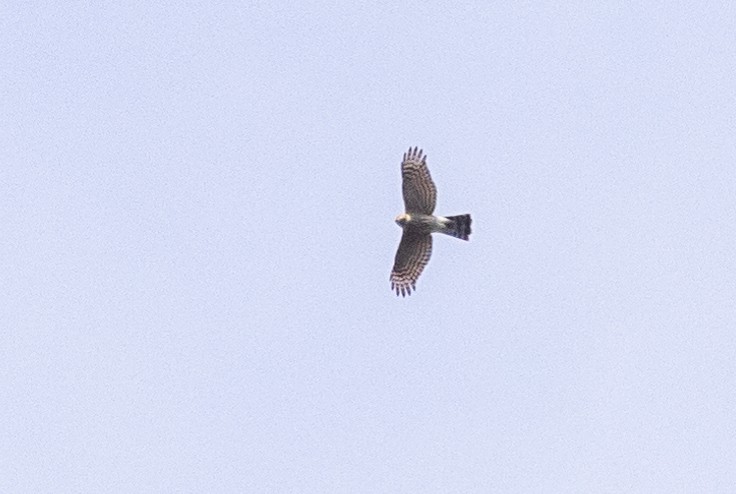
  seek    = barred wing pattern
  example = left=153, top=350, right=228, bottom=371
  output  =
left=401, top=147, right=436, bottom=214
left=390, top=232, right=432, bottom=297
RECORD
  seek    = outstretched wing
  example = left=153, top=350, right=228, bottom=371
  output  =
left=401, top=147, right=436, bottom=214
left=390, top=231, right=432, bottom=297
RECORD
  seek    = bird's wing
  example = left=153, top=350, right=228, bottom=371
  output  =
left=390, top=231, right=432, bottom=296
left=401, top=147, right=437, bottom=214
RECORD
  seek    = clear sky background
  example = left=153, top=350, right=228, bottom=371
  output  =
left=3, top=2, right=736, bottom=492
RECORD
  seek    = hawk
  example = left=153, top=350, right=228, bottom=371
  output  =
left=391, top=147, right=472, bottom=296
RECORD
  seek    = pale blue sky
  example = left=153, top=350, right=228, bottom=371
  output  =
left=3, top=2, right=736, bottom=492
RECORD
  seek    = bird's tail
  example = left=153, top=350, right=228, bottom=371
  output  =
left=443, top=214, right=472, bottom=240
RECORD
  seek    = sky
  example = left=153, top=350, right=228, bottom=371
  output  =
left=2, top=1, right=736, bottom=492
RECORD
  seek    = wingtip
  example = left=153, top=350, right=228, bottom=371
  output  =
left=391, top=281, right=415, bottom=297
left=405, top=146, right=425, bottom=162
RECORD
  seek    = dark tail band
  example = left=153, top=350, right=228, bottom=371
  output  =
left=445, top=214, right=472, bottom=240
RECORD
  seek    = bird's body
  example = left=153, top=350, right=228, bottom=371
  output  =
left=395, top=213, right=472, bottom=239
left=390, top=147, right=472, bottom=296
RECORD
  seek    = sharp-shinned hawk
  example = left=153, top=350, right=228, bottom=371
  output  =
left=391, top=147, right=472, bottom=296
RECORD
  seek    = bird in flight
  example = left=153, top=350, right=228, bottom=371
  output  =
left=391, top=147, right=472, bottom=296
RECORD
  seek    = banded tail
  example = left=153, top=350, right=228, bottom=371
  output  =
left=443, top=214, right=472, bottom=240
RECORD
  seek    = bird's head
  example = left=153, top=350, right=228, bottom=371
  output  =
left=395, top=213, right=410, bottom=226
